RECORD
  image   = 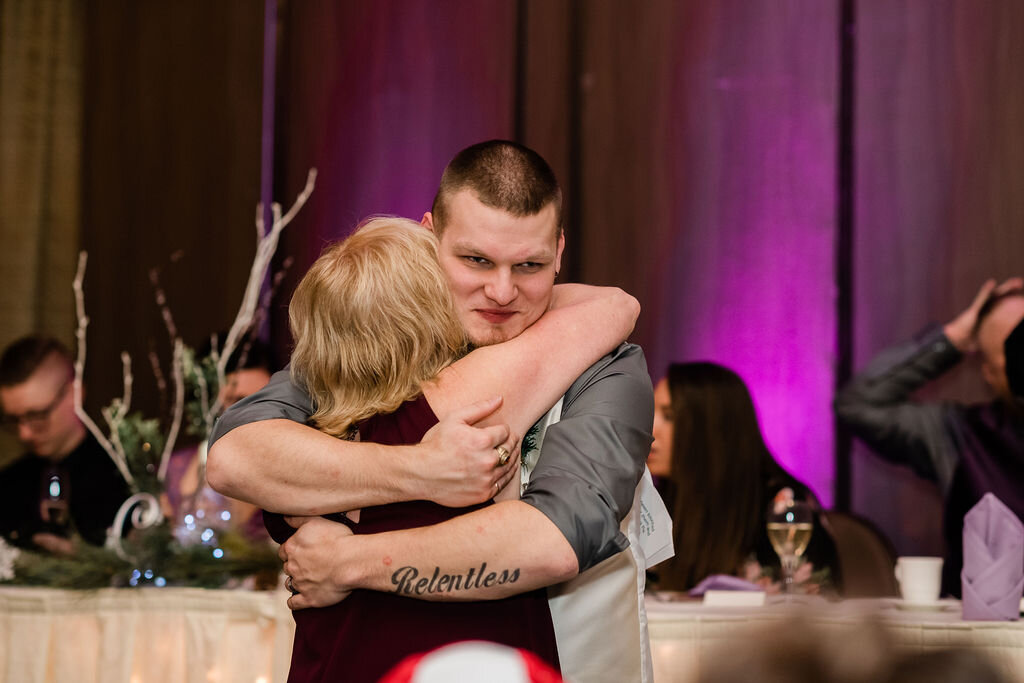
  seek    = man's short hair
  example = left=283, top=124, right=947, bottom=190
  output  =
left=0, top=336, right=73, bottom=387
left=430, top=140, right=563, bottom=236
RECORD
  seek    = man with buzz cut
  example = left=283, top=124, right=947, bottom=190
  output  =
left=207, top=140, right=665, bottom=682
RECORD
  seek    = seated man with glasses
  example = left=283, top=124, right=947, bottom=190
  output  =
left=0, top=335, right=130, bottom=553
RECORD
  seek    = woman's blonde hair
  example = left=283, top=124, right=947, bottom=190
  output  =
left=288, top=217, right=467, bottom=437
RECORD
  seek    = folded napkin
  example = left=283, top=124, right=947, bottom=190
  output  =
left=688, top=574, right=762, bottom=597
left=961, top=493, right=1024, bottom=621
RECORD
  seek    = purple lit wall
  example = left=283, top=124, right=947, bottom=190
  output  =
left=577, top=1, right=841, bottom=505
left=272, top=1, right=843, bottom=505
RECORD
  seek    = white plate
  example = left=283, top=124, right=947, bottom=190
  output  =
left=703, top=590, right=766, bottom=607
left=892, top=598, right=959, bottom=612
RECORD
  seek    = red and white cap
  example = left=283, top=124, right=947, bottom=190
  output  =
left=379, top=641, right=563, bottom=683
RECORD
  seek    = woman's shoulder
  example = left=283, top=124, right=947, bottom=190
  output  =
left=359, top=394, right=438, bottom=445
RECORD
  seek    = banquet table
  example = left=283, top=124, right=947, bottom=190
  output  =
left=0, top=586, right=295, bottom=683
left=5, top=587, right=1024, bottom=683
left=647, top=595, right=1024, bottom=683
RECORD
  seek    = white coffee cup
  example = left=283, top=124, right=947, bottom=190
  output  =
left=894, top=556, right=943, bottom=604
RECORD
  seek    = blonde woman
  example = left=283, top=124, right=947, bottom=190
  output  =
left=264, top=217, right=637, bottom=682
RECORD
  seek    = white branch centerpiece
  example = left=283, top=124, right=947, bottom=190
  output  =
left=4, top=170, right=316, bottom=589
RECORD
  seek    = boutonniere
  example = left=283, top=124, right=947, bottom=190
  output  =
left=520, top=424, right=542, bottom=494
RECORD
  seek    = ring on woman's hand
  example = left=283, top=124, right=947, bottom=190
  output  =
left=286, top=575, right=300, bottom=595
left=495, top=445, right=511, bottom=467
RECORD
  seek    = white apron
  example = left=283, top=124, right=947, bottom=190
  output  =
left=523, top=401, right=674, bottom=683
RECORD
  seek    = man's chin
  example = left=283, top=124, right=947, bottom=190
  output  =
left=467, top=325, right=522, bottom=348
left=468, top=332, right=512, bottom=347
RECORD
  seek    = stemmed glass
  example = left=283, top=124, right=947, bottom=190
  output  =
left=765, top=498, right=814, bottom=594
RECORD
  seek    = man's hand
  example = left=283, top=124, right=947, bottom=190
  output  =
left=281, top=516, right=356, bottom=610
left=413, top=396, right=520, bottom=507
left=944, top=277, right=1024, bottom=351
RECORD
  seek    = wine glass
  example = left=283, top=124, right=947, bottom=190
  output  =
left=765, top=497, right=814, bottom=594
left=40, top=466, right=70, bottom=533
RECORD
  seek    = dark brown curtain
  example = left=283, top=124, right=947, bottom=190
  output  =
left=573, top=0, right=841, bottom=504
left=273, top=0, right=842, bottom=509
left=7, top=0, right=1017, bottom=555
left=851, top=0, right=1024, bottom=554
left=269, top=0, right=521, bottom=352
left=80, top=1, right=264, bottom=422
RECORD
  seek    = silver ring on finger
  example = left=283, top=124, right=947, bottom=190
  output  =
left=286, top=575, right=300, bottom=595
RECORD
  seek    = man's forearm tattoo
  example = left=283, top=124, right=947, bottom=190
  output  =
left=391, top=563, right=520, bottom=596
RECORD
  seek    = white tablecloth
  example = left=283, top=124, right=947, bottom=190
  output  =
left=647, top=596, right=1024, bottom=683
left=6, top=588, right=1022, bottom=683
left=0, top=587, right=295, bottom=683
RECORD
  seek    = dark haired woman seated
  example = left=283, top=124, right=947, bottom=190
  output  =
left=646, top=361, right=841, bottom=594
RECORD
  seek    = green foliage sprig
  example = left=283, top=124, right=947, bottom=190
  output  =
left=4, top=526, right=281, bottom=590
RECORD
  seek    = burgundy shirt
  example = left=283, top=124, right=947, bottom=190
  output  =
left=264, top=396, right=559, bottom=682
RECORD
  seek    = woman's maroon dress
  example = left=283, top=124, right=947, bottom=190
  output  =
left=264, top=396, right=559, bottom=682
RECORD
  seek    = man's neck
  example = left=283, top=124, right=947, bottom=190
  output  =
left=43, top=423, right=88, bottom=462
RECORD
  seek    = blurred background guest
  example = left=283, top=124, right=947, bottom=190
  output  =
left=883, top=649, right=1010, bottom=683
left=208, top=334, right=277, bottom=410
left=835, top=278, right=1024, bottom=596
left=647, top=361, right=840, bottom=593
left=696, top=616, right=1008, bottom=683
left=0, top=335, right=130, bottom=553
left=162, top=333, right=275, bottom=541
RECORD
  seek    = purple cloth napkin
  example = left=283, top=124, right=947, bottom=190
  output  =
left=688, top=574, right=762, bottom=597
left=961, top=493, right=1024, bottom=621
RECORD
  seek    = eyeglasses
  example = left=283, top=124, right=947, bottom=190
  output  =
left=1, top=380, right=72, bottom=432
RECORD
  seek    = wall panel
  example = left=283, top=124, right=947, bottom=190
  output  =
left=852, top=0, right=1024, bottom=553
left=578, top=0, right=841, bottom=503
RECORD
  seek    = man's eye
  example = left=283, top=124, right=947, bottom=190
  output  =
left=462, top=256, right=490, bottom=266
left=516, top=262, right=543, bottom=272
